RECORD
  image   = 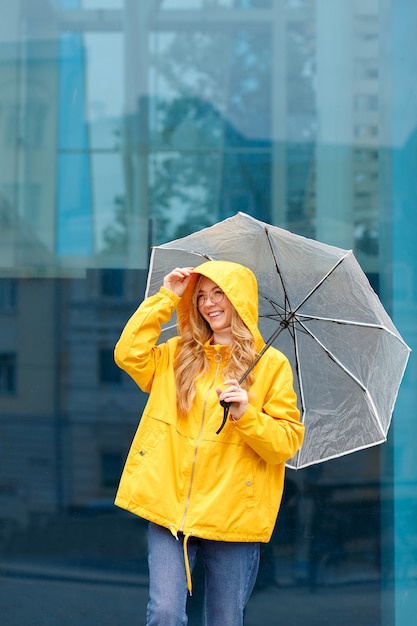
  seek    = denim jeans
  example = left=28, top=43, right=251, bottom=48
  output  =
left=146, top=522, right=260, bottom=626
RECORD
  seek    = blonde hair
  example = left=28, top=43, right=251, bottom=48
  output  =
left=174, top=275, right=256, bottom=414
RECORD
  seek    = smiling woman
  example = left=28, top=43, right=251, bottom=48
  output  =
left=113, top=259, right=303, bottom=624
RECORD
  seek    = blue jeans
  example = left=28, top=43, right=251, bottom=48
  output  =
left=146, top=522, right=260, bottom=626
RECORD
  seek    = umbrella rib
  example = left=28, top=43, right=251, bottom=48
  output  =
left=262, top=311, right=397, bottom=334
left=297, top=319, right=386, bottom=436
left=292, top=250, right=352, bottom=316
left=264, top=228, right=353, bottom=321
left=295, top=315, right=410, bottom=343
left=265, top=228, right=292, bottom=318
left=292, top=317, right=307, bottom=426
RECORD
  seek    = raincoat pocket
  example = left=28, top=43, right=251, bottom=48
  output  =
left=123, top=421, right=166, bottom=476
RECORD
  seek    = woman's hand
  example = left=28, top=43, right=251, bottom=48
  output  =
left=163, top=267, right=194, bottom=297
left=216, top=379, right=248, bottom=421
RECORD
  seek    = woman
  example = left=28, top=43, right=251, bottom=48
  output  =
left=114, top=260, right=304, bottom=626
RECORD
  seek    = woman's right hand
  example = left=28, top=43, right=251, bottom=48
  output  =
left=163, top=267, right=195, bottom=297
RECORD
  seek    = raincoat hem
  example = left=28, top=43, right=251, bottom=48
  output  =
left=114, top=496, right=271, bottom=543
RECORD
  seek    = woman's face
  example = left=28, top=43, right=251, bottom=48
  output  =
left=196, top=276, right=234, bottom=342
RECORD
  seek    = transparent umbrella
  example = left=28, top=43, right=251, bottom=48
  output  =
left=146, top=212, right=411, bottom=469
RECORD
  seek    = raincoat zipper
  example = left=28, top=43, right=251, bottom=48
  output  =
left=179, top=353, right=222, bottom=534
left=175, top=352, right=223, bottom=594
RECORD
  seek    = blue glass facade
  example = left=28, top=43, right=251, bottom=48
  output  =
left=391, top=2, right=417, bottom=622
left=0, top=1, right=415, bottom=624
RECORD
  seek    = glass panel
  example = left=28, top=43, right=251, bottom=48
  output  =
left=84, top=33, right=124, bottom=150
left=390, top=4, right=417, bottom=622
left=0, top=1, right=415, bottom=624
left=149, top=150, right=221, bottom=241
left=0, top=353, right=17, bottom=394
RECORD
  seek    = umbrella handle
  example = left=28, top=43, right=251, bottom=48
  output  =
left=216, top=321, right=288, bottom=435
left=216, top=400, right=231, bottom=435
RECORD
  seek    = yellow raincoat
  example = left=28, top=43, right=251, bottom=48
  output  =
left=114, top=261, right=304, bottom=550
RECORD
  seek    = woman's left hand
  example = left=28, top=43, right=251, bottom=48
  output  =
left=216, top=379, right=248, bottom=421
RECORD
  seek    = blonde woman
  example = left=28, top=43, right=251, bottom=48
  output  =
left=114, top=260, right=304, bottom=626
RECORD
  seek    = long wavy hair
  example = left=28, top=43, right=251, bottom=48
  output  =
left=174, top=275, right=257, bottom=414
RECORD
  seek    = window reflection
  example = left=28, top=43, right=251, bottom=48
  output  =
left=85, top=33, right=123, bottom=150
left=0, top=353, right=17, bottom=394
left=0, top=279, right=17, bottom=309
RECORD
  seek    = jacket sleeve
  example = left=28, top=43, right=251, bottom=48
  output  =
left=232, top=354, right=304, bottom=465
left=114, top=287, right=180, bottom=393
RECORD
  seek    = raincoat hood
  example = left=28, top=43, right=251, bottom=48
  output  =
left=178, top=260, right=265, bottom=350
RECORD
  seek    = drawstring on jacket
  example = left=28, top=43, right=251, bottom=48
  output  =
left=169, top=525, right=194, bottom=595
left=183, top=532, right=193, bottom=595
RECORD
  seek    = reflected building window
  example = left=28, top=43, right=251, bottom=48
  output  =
left=354, top=147, right=378, bottom=161
left=355, top=58, right=379, bottom=79
left=98, top=347, right=122, bottom=384
left=5, top=105, right=19, bottom=149
left=100, top=450, right=123, bottom=489
left=354, top=123, right=378, bottom=140
left=0, top=353, right=17, bottom=394
left=0, top=279, right=17, bottom=310
left=100, top=268, right=124, bottom=298
left=354, top=93, right=379, bottom=112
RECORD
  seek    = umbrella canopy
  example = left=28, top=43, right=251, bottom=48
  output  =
left=145, top=212, right=411, bottom=469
